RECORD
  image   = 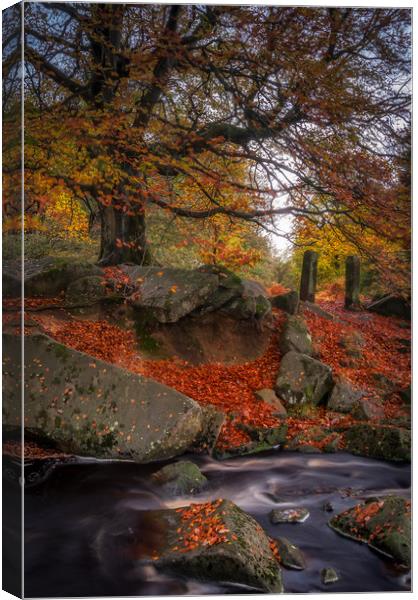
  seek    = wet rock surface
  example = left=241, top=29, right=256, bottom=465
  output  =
left=271, top=537, right=306, bottom=570
left=21, top=452, right=411, bottom=596
left=141, top=499, right=284, bottom=593
left=270, top=507, right=310, bottom=524
left=329, top=495, right=411, bottom=568
left=321, top=567, right=339, bottom=584
left=151, top=461, right=208, bottom=496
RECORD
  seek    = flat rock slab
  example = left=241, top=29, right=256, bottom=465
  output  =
left=302, top=301, right=342, bottom=322
left=329, top=496, right=411, bottom=568
left=121, top=266, right=271, bottom=324
left=137, top=499, right=283, bottom=592
left=129, top=268, right=220, bottom=323
left=3, top=333, right=214, bottom=462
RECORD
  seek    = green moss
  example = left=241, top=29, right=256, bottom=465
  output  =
left=134, top=320, right=160, bottom=354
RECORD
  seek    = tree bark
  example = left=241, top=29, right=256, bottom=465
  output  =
left=97, top=205, right=153, bottom=266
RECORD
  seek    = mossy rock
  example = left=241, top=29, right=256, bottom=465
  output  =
left=329, top=495, right=411, bottom=568
left=152, top=460, right=208, bottom=496
left=214, top=423, right=288, bottom=460
left=65, top=275, right=109, bottom=306
left=275, top=351, right=333, bottom=406
left=270, top=507, right=310, bottom=524
left=20, top=258, right=102, bottom=297
left=148, top=499, right=284, bottom=592
left=198, top=264, right=243, bottom=291
left=399, top=385, right=411, bottom=404
left=3, top=333, right=214, bottom=462
left=271, top=291, right=299, bottom=315
left=285, top=426, right=341, bottom=454
left=344, top=424, right=411, bottom=462
left=238, top=422, right=288, bottom=446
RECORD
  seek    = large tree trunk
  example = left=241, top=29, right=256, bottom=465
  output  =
left=97, top=205, right=153, bottom=266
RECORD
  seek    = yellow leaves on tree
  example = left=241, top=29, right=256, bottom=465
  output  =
left=194, top=216, right=263, bottom=269
left=43, top=190, right=90, bottom=240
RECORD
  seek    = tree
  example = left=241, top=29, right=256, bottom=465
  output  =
left=3, top=4, right=411, bottom=266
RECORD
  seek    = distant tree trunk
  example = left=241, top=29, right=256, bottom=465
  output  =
left=97, top=205, right=153, bottom=266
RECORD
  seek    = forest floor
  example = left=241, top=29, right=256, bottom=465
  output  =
left=3, top=289, right=411, bottom=458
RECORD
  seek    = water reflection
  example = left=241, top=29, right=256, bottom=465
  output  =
left=23, top=451, right=410, bottom=596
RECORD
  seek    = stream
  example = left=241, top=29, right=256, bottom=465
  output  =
left=21, top=451, right=410, bottom=596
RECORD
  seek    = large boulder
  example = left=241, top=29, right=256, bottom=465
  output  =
left=275, top=351, right=334, bottom=406
left=3, top=333, right=217, bottom=461
left=329, top=496, right=411, bottom=567
left=141, top=499, right=284, bottom=592
left=367, top=295, right=411, bottom=320
left=344, top=424, right=411, bottom=462
left=279, top=315, right=313, bottom=356
left=271, top=291, right=299, bottom=315
left=122, top=266, right=271, bottom=324
left=3, top=258, right=102, bottom=298
left=128, top=268, right=220, bottom=323
left=196, top=266, right=244, bottom=313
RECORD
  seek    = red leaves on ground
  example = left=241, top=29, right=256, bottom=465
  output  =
left=36, top=311, right=286, bottom=449
left=16, top=296, right=410, bottom=453
left=3, top=297, right=64, bottom=310
left=305, top=300, right=410, bottom=419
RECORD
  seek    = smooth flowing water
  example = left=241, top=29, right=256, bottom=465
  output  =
left=22, top=451, right=411, bottom=596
